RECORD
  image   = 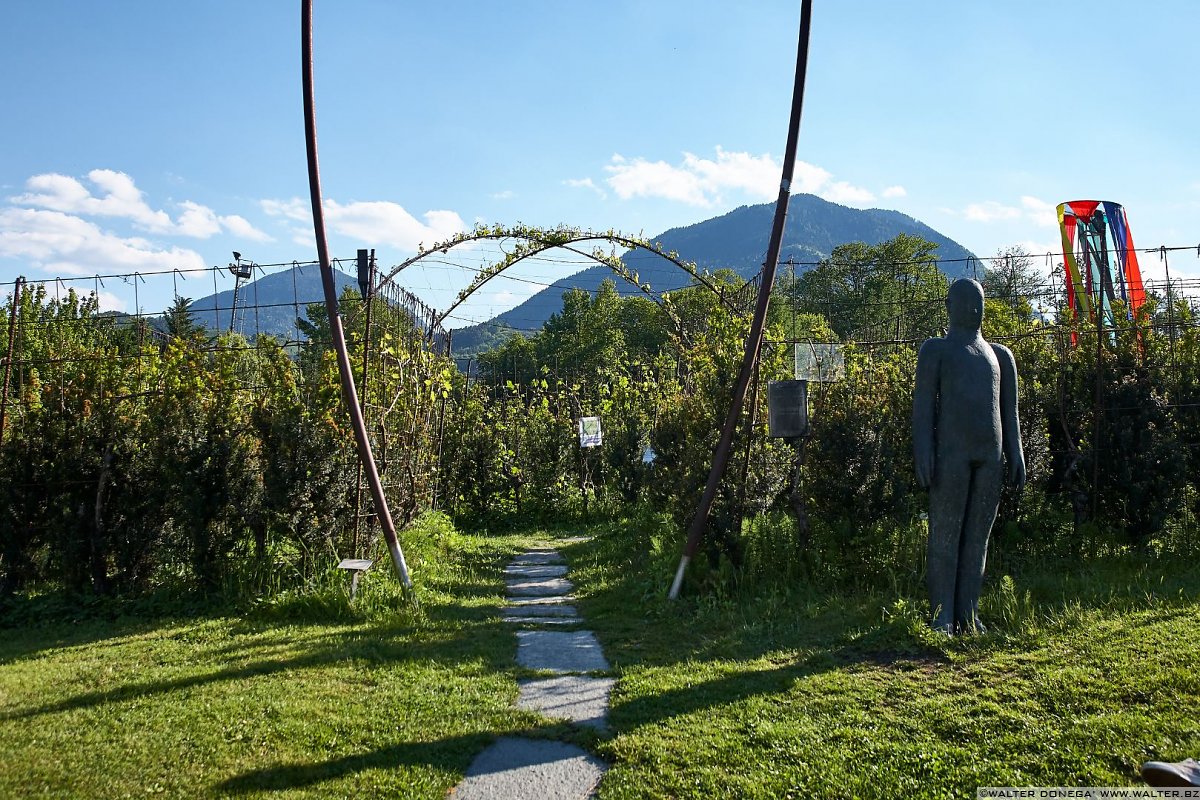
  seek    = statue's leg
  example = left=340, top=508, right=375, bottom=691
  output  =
left=927, top=461, right=969, bottom=634
left=955, top=460, right=1002, bottom=633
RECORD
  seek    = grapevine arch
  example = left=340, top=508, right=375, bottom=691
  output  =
left=376, top=224, right=759, bottom=340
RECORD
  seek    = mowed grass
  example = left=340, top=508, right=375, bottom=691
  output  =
left=0, top=519, right=561, bottom=799
left=563, top=522, right=1200, bottom=800
left=3, top=515, right=1198, bottom=799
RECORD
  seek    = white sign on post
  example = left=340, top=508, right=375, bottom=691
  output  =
left=795, top=342, right=845, bottom=382
left=578, top=416, right=603, bottom=448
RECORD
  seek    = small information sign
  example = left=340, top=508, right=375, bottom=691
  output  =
left=336, top=558, right=374, bottom=600
left=578, top=417, right=603, bottom=448
left=795, top=342, right=845, bottom=382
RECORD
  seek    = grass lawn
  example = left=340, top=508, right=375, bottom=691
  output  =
left=569, top=521, right=1200, bottom=799
left=2, top=513, right=1198, bottom=799
left=0, top=521, right=565, bottom=799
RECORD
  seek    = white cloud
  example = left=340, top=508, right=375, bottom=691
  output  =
left=564, top=177, right=607, bottom=199
left=260, top=198, right=316, bottom=247
left=1019, top=195, right=1058, bottom=228
left=964, top=201, right=1023, bottom=222
left=174, top=201, right=273, bottom=242
left=0, top=207, right=207, bottom=276
left=491, top=190, right=515, bottom=200
left=882, top=185, right=907, bottom=198
left=605, top=154, right=710, bottom=205
left=94, top=290, right=128, bottom=313
left=13, top=169, right=173, bottom=231
left=822, top=181, right=876, bottom=206
left=289, top=228, right=316, bottom=248
left=262, top=198, right=466, bottom=252
left=681, top=147, right=779, bottom=200
left=11, top=170, right=273, bottom=242
left=260, top=197, right=311, bottom=221
left=961, top=195, right=1059, bottom=228
left=175, top=201, right=222, bottom=238
left=791, top=161, right=834, bottom=194
left=220, top=213, right=273, bottom=242
left=600, top=148, right=875, bottom=208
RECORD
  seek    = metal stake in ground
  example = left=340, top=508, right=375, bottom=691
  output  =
left=301, top=0, right=412, bottom=591
left=669, top=0, right=815, bottom=599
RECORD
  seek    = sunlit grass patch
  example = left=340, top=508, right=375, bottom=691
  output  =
left=570, top=513, right=1200, bottom=799
left=0, top=514, right=551, bottom=799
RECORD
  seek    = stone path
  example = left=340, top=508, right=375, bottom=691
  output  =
left=452, top=542, right=610, bottom=799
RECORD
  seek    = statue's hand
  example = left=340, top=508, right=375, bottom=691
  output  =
left=915, top=451, right=934, bottom=489
left=1007, top=451, right=1026, bottom=490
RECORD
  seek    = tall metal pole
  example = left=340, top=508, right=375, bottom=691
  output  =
left=1089, top=241, right=1104, bottom=524
left=229, top=267, right=242, bottom=335
left=302, top=0, right=412, bottom=590
left=669, top=0, right=815, bottom=599
left=352, top=248, right=375, bottom=559
left=432, top=329, right=452, bottom=510
left=0, top=277, right=25, bottom=445
left=1161, top=246, right=1177, bottom=369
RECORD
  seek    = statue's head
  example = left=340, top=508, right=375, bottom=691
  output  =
left=947, top=278, right=985, bottom=332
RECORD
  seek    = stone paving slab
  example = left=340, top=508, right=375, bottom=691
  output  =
left=452, top=547, right=613, bottom=799
left=505, top=564, right=569, bottom=578
left=506, top=577, right=574, bottom=596
left=509, top=552, right=564, bottom=566
left=503, top=603, right=578, bottom=617
left=516, top=630, right=609, bottom=673
left=517, top=676, right=614, bottom=729
left=453, top=737, right=605, bottom=800
left=507, top=595, right=575, bottom=606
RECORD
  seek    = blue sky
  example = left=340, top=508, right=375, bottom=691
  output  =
left=2, top=1, right=1197, bottom=324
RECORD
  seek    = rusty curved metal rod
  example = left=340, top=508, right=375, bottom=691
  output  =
left=301, top=0, right=412, bottom=591
left=669, top=0, right=814, bottom=599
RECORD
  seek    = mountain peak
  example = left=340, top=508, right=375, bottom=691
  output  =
left=451, top=197, right=977, bottom=352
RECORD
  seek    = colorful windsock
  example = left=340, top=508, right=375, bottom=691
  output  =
left=1057, top=200, right=1146, bottom=324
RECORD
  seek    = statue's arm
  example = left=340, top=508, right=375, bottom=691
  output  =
left=993, top=343, right=1026, bottom=489
left=912, top=338, right=940, bottom=488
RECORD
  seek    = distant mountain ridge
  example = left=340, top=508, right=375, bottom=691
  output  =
left=181, top=195, right=978, bottom=349
left=450, top=194, right=978, bottom=353
left=188, top=264, right=358, bottom=340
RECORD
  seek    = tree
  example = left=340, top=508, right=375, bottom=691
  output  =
left=983, top=245, right=1048, bottom=319
left=795, top=234, right=949, bottom=342
left=538, top=279, right=627, bottom=380
left=164, top=296, right=203, bottom=341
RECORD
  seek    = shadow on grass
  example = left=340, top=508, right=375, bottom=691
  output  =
left=0, top=618, right=163, bottom=667
left=0, top=597, right=230, bottom=667
left=215, top=732, right=491, bottom=794
left=606, top=623, right=951, bottom=731
left=0, top=521, right=528, bottom=668
left=551, top=514, right=1200, bottom=743
left=0, top=601, right=521, bottom=722
left=0, top=537, right=524, bottom=722
left=214, top=720, right=591, bottom=795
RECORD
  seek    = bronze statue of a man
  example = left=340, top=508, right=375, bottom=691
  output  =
left=913, top=278, right=1025, bottom=634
